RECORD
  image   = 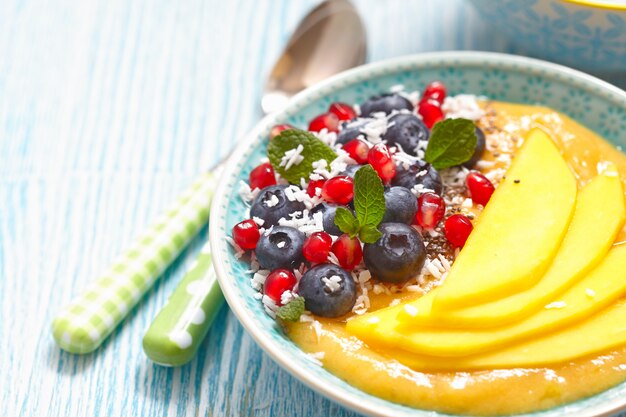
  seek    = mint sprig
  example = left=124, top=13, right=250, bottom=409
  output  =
left=267, top=129, right=337, bottom=184
left=276, top=297, right=305, bottom=322
left=424, top=118, right=477, bottom=170
left=333, top=165, right=385, bottom=244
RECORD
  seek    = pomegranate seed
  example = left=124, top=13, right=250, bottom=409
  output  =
left=415, top=192, right=446, bottom=229
left=422, top=81, right=447, bottom=104
left=466, top=171, right=495, bottom=206
left=321, top=176, right=354, bottom=205
left=302, top=231, right=333, bottom=263
left=269, top=124, right=293, bottom=139
left=306, top=179, right=326, bottom=197
left=331, top=234, right=363, bottom=270
left=264, top=269, right=297, bottom=305
left=367, top=143, right=396, bottom=183
left=232, top=219, right=260, bottom=250
left=249, top=162, right=277, bottom=190
left=309, top=112, right=339, bottom=133
left=343, top=139, right=369, bottom=164
left=444, top=214, right=473, bottom=248
left=418, top=99, right=444, bottom=129
left=328, top=102, right=356, bottom=121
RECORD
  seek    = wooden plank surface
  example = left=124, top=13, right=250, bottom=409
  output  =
left=2, top=0, right=625, bottom=416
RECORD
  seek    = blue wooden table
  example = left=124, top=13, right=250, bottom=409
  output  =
left=2, top=1, right=625, bottom=416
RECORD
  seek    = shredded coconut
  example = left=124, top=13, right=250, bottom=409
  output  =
left=280, top=290, right=298, bottom=305
left=238, top=180, right=260, bottom=203
left=277, top=210, right=324, bottom=235
left=322, top=275, right=342, bottom=293
left=279, top=144, right=305, bottom=170
left=264, top=194, right=279, bottom=208
left=442, top=94, right=485, bottom=121
left=251, top=270, right=270, bottom=291
left=225, top=236, right=245, bottom=259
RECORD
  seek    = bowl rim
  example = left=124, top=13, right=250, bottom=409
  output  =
left=209, top=51, right=626, bottom=417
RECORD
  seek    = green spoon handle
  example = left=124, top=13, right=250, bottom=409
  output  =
left=142, top=242, right=224, bottom=366
left=51, top=172, right=217, bottom=354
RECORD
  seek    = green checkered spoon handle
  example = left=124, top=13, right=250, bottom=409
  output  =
left=52, top=171, right=218, bottom=354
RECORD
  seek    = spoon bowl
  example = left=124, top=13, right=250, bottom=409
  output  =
left=261, top=0, right=366, bottom=114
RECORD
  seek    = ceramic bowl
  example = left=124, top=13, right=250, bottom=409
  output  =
left=469, top=0, right=626, bottom=72
left=209, top=52, right=626, bottom=417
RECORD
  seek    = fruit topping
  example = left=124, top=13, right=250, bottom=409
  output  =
left=331, top=234, right=363, bottom=270
left=302, top=231, right=333, bottom=264
left=255, top=226, right=305, bottom=270
left=270, top=124, right=293, bottom=140
left=415, top=192, right=446, bottom=230
left=249, top=162, right=277, bottom=191
left=382, top=186, right=418, bottom=224
left=466, top=171, right=495, bottom=206
left=343, top=139, right=369, bottom=164
left=250, top=185, right=306, bottom=227
left=392, top=160, right=443, bottom=195
left=368, top=143, right=396, bottom=184
left=417, top=99, right=444, bottom=129
left=309, top=112, right=340, bottom=133
left=335, top=120, right=368, bottom=145
left=359, top=93, right=413, bottom=117
left=321, top=175, right=354, bottom=205
left=444, top=214, right=473, bottom=248
left=340, top=164, right=361, bottom=179
left=232, top=219, right=261, bottom=250
left=328, top=102, right=356, bottom=121
left=298, top=263, right=357, bottom=317
left=382, top=113, right=430, bottom=156
left=263, top=269, right=297, bottom=305
left=363, top=223, right=426, bottom=283
left=311, top=203, right=344, bottom=236
left=306, top=178, right=326, bottom=197
left=422, top=81, right=447, bottom=104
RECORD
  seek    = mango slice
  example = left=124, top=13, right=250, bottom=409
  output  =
left=432, top=128, right=577, bottom=310
left=397, top=166, right=625, bottom=327
left=346, top=244, right=626, bottom=357
left=388, top=299, right=626, bottom=371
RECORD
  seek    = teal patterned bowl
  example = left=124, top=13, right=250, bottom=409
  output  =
left=469, top=0, right=626, bottom=72
left=209, top=52, right=626, bottom=417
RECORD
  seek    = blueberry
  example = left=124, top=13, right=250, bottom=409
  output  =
left=336, top=120, right=369, bottom=145
left=359, top=93, right=413, bottom=117
left=363, top=223, right=426, bottom=283
left=340, top=164, right=361, bottom=179
left=382, top=114, right=429, bottom=155
left=463, top=126, right=486, bottom=168
left=382, top=187, right=417, bottom=224
left=255, top=226, right=305, bottom=271
left=392, top=160, right=443, bottom=196
left=311, top=203, right=345, bottom=236
left=298, top=263, right=357, bottom=317
left=250, top=185, right=306, bottom=227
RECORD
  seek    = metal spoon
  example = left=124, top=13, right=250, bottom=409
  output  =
left=51, top=0, right=366, bottom=364
left=262, top=0, right=367, bottom=114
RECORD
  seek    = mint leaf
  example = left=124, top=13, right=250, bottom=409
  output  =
left=334, top=207, right=360, bottom=237
left=424, top=118, right=477, bottom=170
left=267, top=129, right=337, bottom=184
left=353, top=165, right=385, bottom=227
left=359, top=224, right=383, bottom=244
left=276, top=297, right=305, bottom=322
